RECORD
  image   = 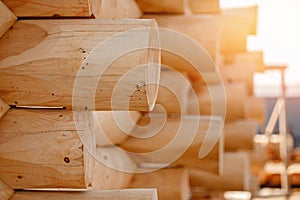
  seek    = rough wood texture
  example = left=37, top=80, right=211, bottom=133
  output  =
left=92, top=147, right=137, bottom=190
left=136, top=0, right=185, bottom=14
left=94, top=111, right=141, bottom=147
left=156, top=68, right=190, bottom=113
left=90, top=0, right=141, bottom=19
left=10, top=189, right=158, bottom=200
left=0, top=109, right=95, bottom=189
left=221, top=6, right=257, bottom=53
left=0, top=179, right=14, bottom=200
left=143, top=14, right=220, bottom=67
left=121, top=114, right=224, bottom=174
left=244, top=96, right=265, bottom=124
left=0, top=19, right=160, bottom=111
left=0, top=0, right=16, bottom=38
left=224, top=120, right=257, bottom=151
left=2, top=0, right=91, bottom=17
left=188, top=0, right=220, bottom=13
left=187, top=83, right=247, bottom=121
left=0, top=99, right=10, bottom=120
left=129, top=168, right=191, bottom=200
left=190, top=152, right=251, bottom=191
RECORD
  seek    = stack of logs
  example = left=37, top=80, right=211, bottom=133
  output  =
left=0, top=0, right=274, bottom=200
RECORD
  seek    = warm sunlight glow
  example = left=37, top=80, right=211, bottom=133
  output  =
left=221, top=0, right=300, bottom=97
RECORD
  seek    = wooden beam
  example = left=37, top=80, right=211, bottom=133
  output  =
left=0, top=99, right=10, bottom=120
left=221, top=6, right=258, bottom=53
left=90, top=0, right=142, bottom=19
left=220, top=64, right=256, bottom=95
left=0, top=19, right=160, bottom=111
left=190, top=152, right=251, bottom=191
left=129, top=168, right=191, bottom=200
left=94, top=111, right=141, bottom=147
left=92, top=147, right=137, bottom=190
left=136, top=0, right=185, bottom=14
left=244, top=97, right=265, bottom=124
left=0, top=0, right=16, bottom=38
left=121, top=114, right=224, bottom=174
left=0, top=109, right=95, bottom=189
left=156, top=67, right=190, bottom=113
left=187, top=83, right=247, bottom=121
left=188, top=0, right=220, bottom=14
left=224, top=120, right=257, bottom=152
left=220, top=51, right=265, bottom=72
left=0, top=179, right=14, bottom=200
left=142, top=14, right=221, bottom=68
left=10, top=189, right=158, bottom=200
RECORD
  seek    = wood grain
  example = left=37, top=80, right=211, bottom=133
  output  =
left=10, top=189, right=158, bottom=200
left=0, top=19, right=160, bottom=111
left=0, top=109, right=95, bottom=189
left=0, top=99, right=10, bottom=120
left=136, top=0, right=185, bottom=14
left=0, top=0, right=16, bottom=38
left=0, top=178, right=14, bottom=200
left=129, top=168, right=190, bottom=200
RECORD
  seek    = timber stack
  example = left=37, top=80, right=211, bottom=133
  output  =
left=0, top=0, right=281, bottom=200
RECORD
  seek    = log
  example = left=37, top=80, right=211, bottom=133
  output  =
left=224, top=120, right=258, bottom=151
left=244, top=96, right=265, bottom=124
left=220, top=64, right=256, bottom=95
left=0, top=109, right=95, bottom=189
left=220, top=6, right=258, bottom=53
left=190, top=152, right=251, bottom=191
left=90, top=0, right=142, bottom=19
left=129, top=168, right=191, bottom=200
left=92, top=147, right=137, bottom=190
left=143, top=14, right=221, bottom=69
left=0, top=179, right=14, bottom=200
left=0, top=0, right=16, bottom=38
left=221, top=51, right=265, bottom=72
left=121, top=114, right=224, bottom=174
left=187, top=83, right=247, bottom=121
left=10, top=189, right=158, bottom=200
left=156, top=67, right=190, bottom=113
left=188, top=0, right=220, bottom=14
left=0, top=19, right=160, bottom=111
left=0, top=99, right=10, bottom=120
left=94, top=111, right=141, bottom=147
left=136, top=0, right=185, bottom=14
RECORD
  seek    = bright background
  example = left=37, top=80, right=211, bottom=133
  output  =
left=220, top=0, right=300, bottom=97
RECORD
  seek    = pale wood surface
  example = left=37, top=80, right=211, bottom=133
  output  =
left=220, top=64, right=256, bottom=95
left=92, top=147, right=137, bottom=190
left=0, top=178, right=14, bottom=200
left=0, top=109, right=95, bottom=189
left=90, top=0, right=141, bottom=19
left=143, top=14, right=221, bottom=68
left=10, top=189, right=158, bottom=200
left=129, top=168, right=191, bottom=200
left=156, top=68, right=190, bottom=113
left=94, top=111, right=141, bottom=147
left=0, top=99, right=9, bottom=120
left=224, top=120, right=257, bottom=151
left=188, top=0, right=220, bottom=13
left=0, top=19, right=160, bottom=111
left=220, top=6, right=258, bottom=53
left=121, top=114, right=224, bottom=174
left=2, top=0, right=91, bottom=17
left=190, top=152, right=251, bottom=191
left=220, top=51, right=265, bottom=72
left=244, top=96, right=266, bottom=124
left=187, top=83, right=247, bottom=121
left=0, top=0, right=16, bottom=38
left=136, top=0, right=185, bottom=14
